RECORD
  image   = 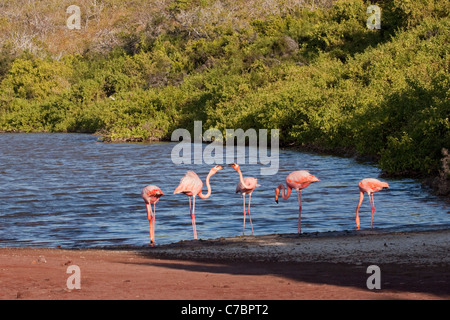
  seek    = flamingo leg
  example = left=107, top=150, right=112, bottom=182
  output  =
left=191, top=195, right=198, bottom=240
left=146, top=203, right=154, bottom=246
left=248, top=192, right=254, bottom=235
left=242, top=194, right=246, bottom=235
left=152, top=202, right=156, bottom=245
left=369, top=193, right=375, bottom=229
left=356, top=192, right=364, bottom=230
left=297, top=189, right=302, bottom=234
left=189, top=196, right=192, bottom=216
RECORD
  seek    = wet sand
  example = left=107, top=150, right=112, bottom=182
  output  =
left=0, top=229, right=449, bottom=300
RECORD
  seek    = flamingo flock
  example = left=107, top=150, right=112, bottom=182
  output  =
left=142, top=164, right=389, bottom=245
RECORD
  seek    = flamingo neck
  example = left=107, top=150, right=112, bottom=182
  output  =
left=198, top=170, right=215, bottom=199
left=356, top=191, right=364, bottom=214
left=278, top=184, right=292, bottom=200
left=145, top=203, right=152, bottom=220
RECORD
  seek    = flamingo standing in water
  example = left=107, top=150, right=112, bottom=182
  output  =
left=355, top=178, right=389, bottom=230
left=275, top=171, right=320, bottom=234
left=173, top=165, right=223, bottom=239
left=141, top=185, right=164, bottom=246
left=229, top=163, right=260, bottom=235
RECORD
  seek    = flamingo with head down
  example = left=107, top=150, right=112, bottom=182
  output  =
left=173, top=165, right=223, bottom=239
left=355, top=178, right=389, bottom=230
left=141, top=185, right=164, bottom=246
left=275, top=170, right=320, bottom=234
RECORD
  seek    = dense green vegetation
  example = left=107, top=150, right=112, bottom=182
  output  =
left=0, top=0, right=448, bottom=179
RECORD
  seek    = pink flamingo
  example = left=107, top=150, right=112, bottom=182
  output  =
left=355, top=178, right=389, bottom=230
left=173, top=165, right=223, bottom=239
left=275, top=170, right=320, bottom=234
left=229, top=163, right=260, bottom=236
left=141, top=185, right=164, bottom=246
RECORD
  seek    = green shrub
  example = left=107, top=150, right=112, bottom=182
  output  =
left=0, top=0, right=447, bottom=178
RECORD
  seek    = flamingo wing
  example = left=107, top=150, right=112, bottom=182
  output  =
left=142, top=185, right=164, bottom=204
left=236, top=177, right=258, bottom=194
left=174, top=171, right=203, bottom=195
left=359, top=178, right=388, bottom=193
left=142, top=185, right=164, bottom=196
left=286, top=171, right=319, bottom=189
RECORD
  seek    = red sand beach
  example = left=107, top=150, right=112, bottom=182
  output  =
left=0, top=230, right=449, bottom=300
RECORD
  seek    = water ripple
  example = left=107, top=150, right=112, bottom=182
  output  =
left=0, top=133, right=448, bottom=248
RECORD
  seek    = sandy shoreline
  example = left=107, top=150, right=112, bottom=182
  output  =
left=0, top=229, right=449, bottom=300
left=145, top=229, right=450, bottom=265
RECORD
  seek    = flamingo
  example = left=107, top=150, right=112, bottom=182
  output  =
left=275, top=170, right=320, bottom=234
left=173, top=165, right=223, bottom=239
left=141, top=185, right=164, bottom=246
left=355, top=178, right=389, bottom=230
left=229, top=163, right=260, bottom=236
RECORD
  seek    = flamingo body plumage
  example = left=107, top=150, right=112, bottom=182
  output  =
left=275, top=170, right=319, bottom=234
left=236, top=177, right=259, bottom=195
left=355, top=178, right=389, bottom=230
left=173, top=171, right=203, bottom=197
left=141, top=185, right=164, bottom=246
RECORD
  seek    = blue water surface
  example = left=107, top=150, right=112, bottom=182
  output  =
left=0, top=133, right=448, bottom=248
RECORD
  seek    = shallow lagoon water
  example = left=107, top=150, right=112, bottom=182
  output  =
left=0, top=133, right=448, bottom=248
